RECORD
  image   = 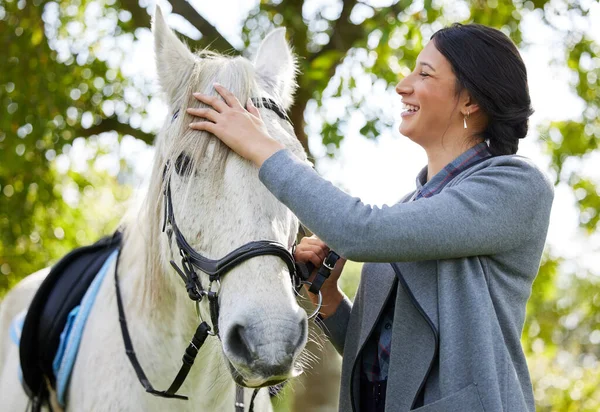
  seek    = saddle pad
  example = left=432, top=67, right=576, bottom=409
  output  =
left=53, top=249, right=118, bottom=406
left=19, top=231, right=122, bottom=400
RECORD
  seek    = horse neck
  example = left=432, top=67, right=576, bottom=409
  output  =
left=117, top=211, right=197, bottom=329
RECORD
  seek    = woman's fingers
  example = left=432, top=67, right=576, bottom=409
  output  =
left=192, top=92, right=229, bottom=113
left=186, top=107, right=219, bottom=123
left=187, top=84, right=283, bottom=167
left=300, top=236, right=329, bottom=251
left=295, top=250, right=326, bottom=268
left=294, top=236, right=329, bottom=265
left=214, top=83, right=244, bottom=110
left=294, top=247, right=326, bottom=263
left=246, top=98, right=261, bottom=118
left=310, top=245, right=328, bottom=261
left=294, top=243, right=328, bottom=265
left=189, top=120, right=218, bottom=134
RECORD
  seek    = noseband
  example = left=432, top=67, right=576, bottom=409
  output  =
left=116, top=97, right=321, bottom=410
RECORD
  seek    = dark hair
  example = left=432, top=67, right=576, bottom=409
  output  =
left=431, top=23, right=534, bottom=156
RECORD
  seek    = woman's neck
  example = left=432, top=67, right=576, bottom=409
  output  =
left=424, top=138, right=482, bottom=181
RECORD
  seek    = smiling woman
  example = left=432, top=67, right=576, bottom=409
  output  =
left=190, top=23, right=553, bottom=412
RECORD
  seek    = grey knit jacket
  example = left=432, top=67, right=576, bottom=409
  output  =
left=259, top=149, right=554, bottom=412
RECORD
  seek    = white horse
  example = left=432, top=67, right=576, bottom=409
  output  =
left=0, top=7, right=312, bottom=411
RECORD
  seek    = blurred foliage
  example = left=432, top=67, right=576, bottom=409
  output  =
left=524, top=253, right=600, bottom=410
left=0, top=133, right=132, bottom=292
left=1, top=0, right=600, bottom=409
left=0, top=0, right=151, bottom=291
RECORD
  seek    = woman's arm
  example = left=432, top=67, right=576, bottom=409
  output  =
left=261, top=149, right=554, bottom=262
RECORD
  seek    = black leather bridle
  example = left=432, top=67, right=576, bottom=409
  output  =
left=115, top=97, right=321, bottom=411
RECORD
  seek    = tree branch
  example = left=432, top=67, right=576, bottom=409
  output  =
left=168, top=0, right=238, bottom=54
left=291, top=94, right=310, bottom=157
left=307, top=0, right=405, bottom=74
left=78, top=117, right=155, bottom=145
left=292, top=0, right=406, bottom=156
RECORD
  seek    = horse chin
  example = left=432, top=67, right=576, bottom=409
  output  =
left=224, top=357, right=299, bottom=388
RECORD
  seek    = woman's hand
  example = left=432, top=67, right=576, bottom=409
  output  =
left=294, top=235, right=346, bottom=319
left=293, top=235, right=330, bottom=269
left=187, top=83, right=285, bottom=167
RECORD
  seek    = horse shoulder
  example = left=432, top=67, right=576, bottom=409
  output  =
left=0, top=268, right=51, bottom=408
left=0, top=267, right=50, bottom=347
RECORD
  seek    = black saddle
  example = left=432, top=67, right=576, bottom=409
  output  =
left=19, top=231, right=122, bottom=408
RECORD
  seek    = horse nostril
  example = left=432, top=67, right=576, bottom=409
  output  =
left=289, top=316, right=308, bottom=354
left=227, top=324, right=257, bottom=364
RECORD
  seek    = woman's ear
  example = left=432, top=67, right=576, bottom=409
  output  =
left=460, top=92, right=481, bottom=116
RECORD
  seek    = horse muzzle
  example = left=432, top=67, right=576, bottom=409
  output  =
left=221, top=312, right=308, bottom=387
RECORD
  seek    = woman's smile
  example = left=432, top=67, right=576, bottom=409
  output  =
left=401, top=102, right=420, bottom=118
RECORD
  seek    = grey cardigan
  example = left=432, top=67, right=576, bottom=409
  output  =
left=259, top=149, right=554, bottom=412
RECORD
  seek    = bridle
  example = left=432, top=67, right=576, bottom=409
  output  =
left=115, top=96, right=321, bottom=411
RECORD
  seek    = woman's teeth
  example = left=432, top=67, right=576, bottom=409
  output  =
left=402, top=104, right=420, bottom=112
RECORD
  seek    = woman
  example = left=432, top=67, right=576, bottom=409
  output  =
left=187, top=24, right=553, bottom=411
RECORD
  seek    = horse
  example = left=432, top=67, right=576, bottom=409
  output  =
left=0, top=7, right=314, bottom=411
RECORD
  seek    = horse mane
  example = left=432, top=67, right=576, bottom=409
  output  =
left=122, top=52, right=266, bottom=309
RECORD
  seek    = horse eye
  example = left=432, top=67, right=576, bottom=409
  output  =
left=175, top=153, right=192, bottom=176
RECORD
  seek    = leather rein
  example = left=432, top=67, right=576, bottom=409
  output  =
left=114, top=97, right=328, bottom=411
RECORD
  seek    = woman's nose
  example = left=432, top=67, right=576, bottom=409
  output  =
left=395, top=76, right=412, bottom=96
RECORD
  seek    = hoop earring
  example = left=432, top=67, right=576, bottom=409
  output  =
left=463, top=110, right=470, bottom=129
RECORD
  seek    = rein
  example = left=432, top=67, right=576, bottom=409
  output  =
left=114, top=250, right=209, bottom=400
left=114, top=96, right=327, bottom=411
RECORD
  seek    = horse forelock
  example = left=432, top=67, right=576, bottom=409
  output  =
left=166, top=54, right=257, bottom=167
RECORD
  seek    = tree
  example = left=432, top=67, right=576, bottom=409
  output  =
left=0, top=0, right=150, bottom=290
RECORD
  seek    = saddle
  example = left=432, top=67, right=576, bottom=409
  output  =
left=19, top=231, right=122, bottom=407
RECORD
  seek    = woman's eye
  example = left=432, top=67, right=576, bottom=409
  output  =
left=419, top=72, right=430, bottom=78
left=175, top=153, right=192, bottom=176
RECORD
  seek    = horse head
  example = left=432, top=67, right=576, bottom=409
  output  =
left=146, top=7, right=308, bottom=389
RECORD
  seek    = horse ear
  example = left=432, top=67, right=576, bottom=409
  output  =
left=253, top=28, right=297, bottom=110
left=153, top=6, right=195, bottom=106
